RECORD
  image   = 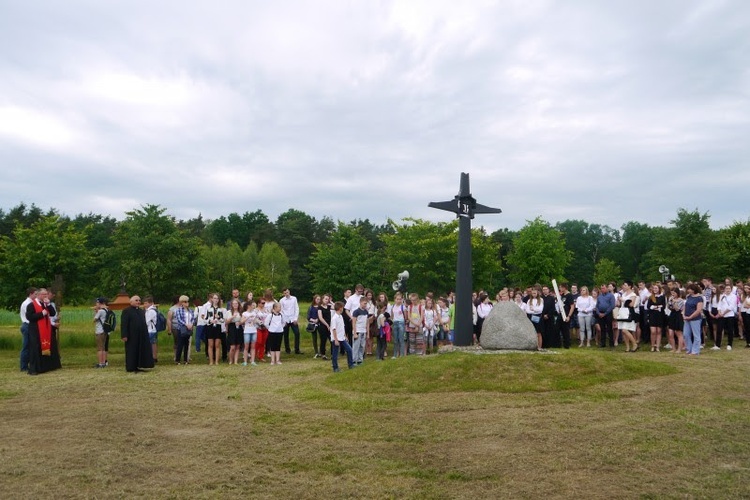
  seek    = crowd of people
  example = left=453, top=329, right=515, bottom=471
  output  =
left=505, top=276, right=750, bottom=354
left=17, top=276, right=750, bottom=375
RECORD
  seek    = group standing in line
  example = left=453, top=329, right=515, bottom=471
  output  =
left=17, top=275, right=750, bottom=375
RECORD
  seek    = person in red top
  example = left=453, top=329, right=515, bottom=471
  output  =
left=26, top=288, right=61, bottom=375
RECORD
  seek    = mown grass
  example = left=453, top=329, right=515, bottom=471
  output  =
left=1, top=334, right=749, bottom=499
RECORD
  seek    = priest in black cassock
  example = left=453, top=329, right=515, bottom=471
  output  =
left=541, top=285, right=561, bottom=349
left=120, top=295, right=154, bottom=372
left=26, top=288, right=62, bottom=375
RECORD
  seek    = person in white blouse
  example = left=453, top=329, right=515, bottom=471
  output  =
left=527, top=287, right=544, bottom=351
left=575, top=286, right=596, bottom=347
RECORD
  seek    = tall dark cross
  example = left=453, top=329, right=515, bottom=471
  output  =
left=429, top=173, right=502, bottom=346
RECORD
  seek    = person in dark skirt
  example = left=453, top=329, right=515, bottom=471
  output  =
left=225, top=298, right=243, bottom=365
left=647, top=284, right=666, bottom=352
left=265, top=302, right=285, bottom=365
left=667, top=288, right=685, bottom=352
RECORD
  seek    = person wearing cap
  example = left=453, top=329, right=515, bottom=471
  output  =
left=94, top=298, right=108, bottom=368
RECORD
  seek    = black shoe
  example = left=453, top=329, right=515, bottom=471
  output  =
left=295, top=351, right=304, bottom=355
left=285, top=350, right=291, bottom=354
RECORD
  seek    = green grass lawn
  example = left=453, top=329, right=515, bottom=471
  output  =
left=1, top=310, right=749, bottom=499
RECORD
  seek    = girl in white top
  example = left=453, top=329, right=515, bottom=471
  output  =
left=514, top=294, right=527, bottom=314
left=575, top=286, right=596, bottom=347
left=616, top=281, right=640, bottom=352
left=390, top=293, right=406, bottom=358
left=716, top=285, right=737, bottom=350
left=241, top=301, right=261, bottom=366
left=265, top=302, right=285, bottom=365
left=365, top=289, right=377, bottom=357
left=741, top=284, right=750, bottom=347
left=527, top=288, right=544, bottom=350
left=423, top=297, right=439, bottom=354
left=438, top=297, right=451, bottom=346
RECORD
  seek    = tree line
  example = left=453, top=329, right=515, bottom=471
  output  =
left=0, top=202, right=747, bottom=309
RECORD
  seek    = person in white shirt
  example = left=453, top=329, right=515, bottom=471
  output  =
left=616, top=281, right=640, bottom=353
left=144, top=296, right=159, bottom=363
left=575, top=286, right=596, bottom=347
left=194, top=295, right=210, bottom=355
left=716, top=284, right=737, bottom=350
left=204, top=294, right=225, bottom=365
left=344, top=284, right=364, bottom=345
left=330, top=301, right=354, bottom=372
left=19, top=287, right=37, bottom=372
left=241, top=301, right=261, bottom=366
left=636, top=281, right=651, bottom=345
left=279, top=288, right=303, bottom=355
left=527, top=287, right=544, bottom=351
left=741, top=284, right=750, bottom=348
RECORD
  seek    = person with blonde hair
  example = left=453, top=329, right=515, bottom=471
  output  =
left=616, top=281, right=640, bottom=352
left=527, top=287, right=544, bottom=351
left=406, top=292, right=425, bottom=355
left=576, top=286, right=596, bottom=347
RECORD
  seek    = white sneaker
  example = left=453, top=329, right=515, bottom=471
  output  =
left=727, top=345, right=732, bottom=351
left=711, top=346, right=720, bottom=350
left=664, top=344, right=673, bottom=350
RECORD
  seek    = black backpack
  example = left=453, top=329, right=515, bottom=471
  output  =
left=154, top=310, right=167, bottom=332
left=102, top=309, right=117, bottom=333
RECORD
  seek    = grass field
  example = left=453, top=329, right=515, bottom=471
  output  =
left=1, top=310, right=749, bottom=499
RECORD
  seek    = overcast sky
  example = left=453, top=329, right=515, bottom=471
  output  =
left=1, top=0, right=748, bottom=233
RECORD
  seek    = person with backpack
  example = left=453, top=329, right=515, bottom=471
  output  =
left=174, top=295, right=195, bottom=364
left=144, top=296, right=160, bottom=364
left=376, top=307, right=391, bottom=360
left=93, top=297, right=110, bottom=368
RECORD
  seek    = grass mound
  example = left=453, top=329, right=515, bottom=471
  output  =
left=326, top=350, right=677, bottom=394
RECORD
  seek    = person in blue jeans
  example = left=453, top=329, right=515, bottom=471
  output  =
left=683, top=283, right=705, bottom=355
left=390, top=293, right=406, bottom=358
left=330, top=302, right=354, bottom=372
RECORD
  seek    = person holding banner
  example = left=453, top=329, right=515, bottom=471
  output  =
left=557, top=283, right=575, bottom=349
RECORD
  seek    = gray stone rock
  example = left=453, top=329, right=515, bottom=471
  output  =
left=480, top=302, right=538, bottom=350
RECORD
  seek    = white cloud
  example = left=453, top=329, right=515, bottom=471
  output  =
left=0, top=0, right=748, bottom=232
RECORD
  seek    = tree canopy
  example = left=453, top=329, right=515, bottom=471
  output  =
left=0, top=202, right=746, bottom=309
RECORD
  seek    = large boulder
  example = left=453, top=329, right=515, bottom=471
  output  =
left=480, top=302, right=537, bottom=350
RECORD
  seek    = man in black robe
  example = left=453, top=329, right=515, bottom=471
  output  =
left=26, top=288, right=62, bottom=375
left=120, top=295, right=155, bottom=372
left=558, top=283, right=575, bottom=349
left=541, top=286, right=560, bottom=348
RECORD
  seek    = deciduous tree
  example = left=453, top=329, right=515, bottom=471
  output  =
left=109, top=205, right=207, bottom=301
left=506, top=217, right=571, bottom=286
left=308, top=222, right=384, bottom=295
left=0, top=215, right=92, bottom=309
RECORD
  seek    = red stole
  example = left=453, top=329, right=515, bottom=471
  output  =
left=33, top=300, right=53, bottom=356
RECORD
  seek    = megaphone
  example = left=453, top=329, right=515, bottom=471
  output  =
left=658, top=265, right=669, bottom=274
left=392, top=270, right=409, bottom=291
